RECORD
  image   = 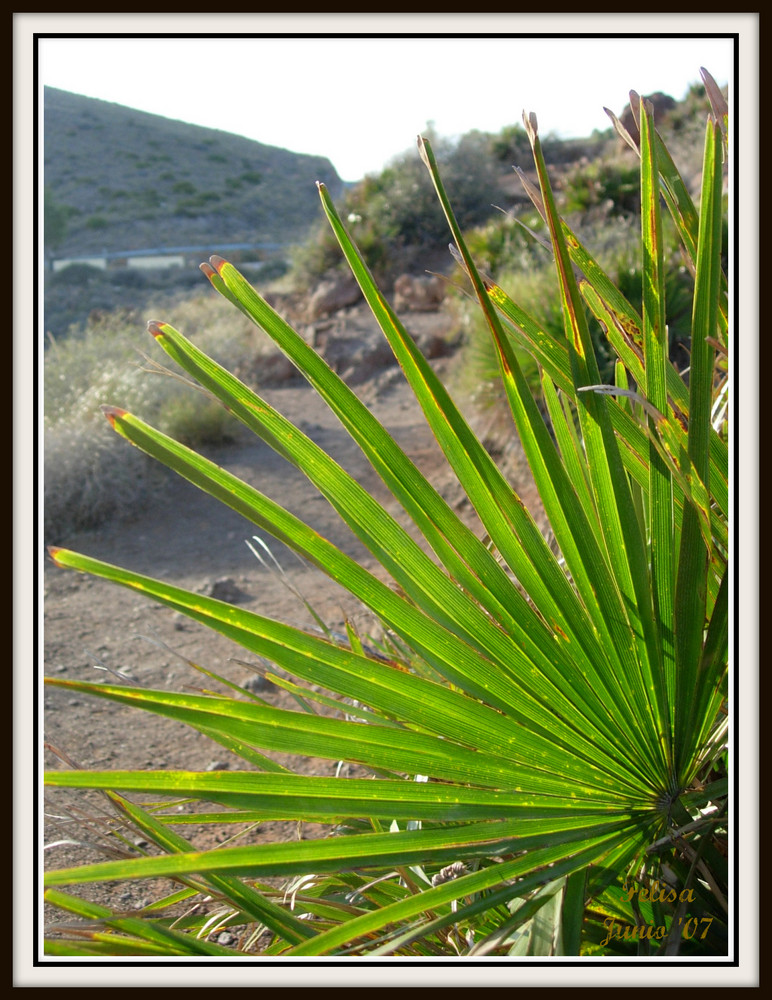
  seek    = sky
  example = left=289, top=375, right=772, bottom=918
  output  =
left=35, top=24, right=736, bottom=183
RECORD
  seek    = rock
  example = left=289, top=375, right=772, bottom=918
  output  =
left=393, top=273, right=445, bottom=313
left=404, top=310, right=460, bottom=360
left=244, top=673, right=276, bottom=694
left=258, top=352, right=297, bottom=385
left=338, top=338, right=396, bottom=384
left=198, top=577, right=251, bottom=604
left=306, top=275, right=361, bottom=320
left=312, top=315, right=396, bottom=384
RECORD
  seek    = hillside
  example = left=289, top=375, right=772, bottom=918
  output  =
left=42, top=83, right=712, bottom=341
left=43, top=87, right=344, bottom=259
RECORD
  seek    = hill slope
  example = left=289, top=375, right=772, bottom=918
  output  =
left=44, top=87, right=344, bottom=258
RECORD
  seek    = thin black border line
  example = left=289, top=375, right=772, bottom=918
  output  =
left=32, top=32, right=738, bottom=38
left=730, top=28, right=740, bottom=975
left=32, top=30, right=41, bottom=967
left=33, top=31, right=741, bottom=971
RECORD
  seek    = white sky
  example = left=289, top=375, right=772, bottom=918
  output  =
left=35, top=21, right=736, bottom=183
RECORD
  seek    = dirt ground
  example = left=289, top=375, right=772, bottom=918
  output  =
left=41, top=305, right=540, bottom=940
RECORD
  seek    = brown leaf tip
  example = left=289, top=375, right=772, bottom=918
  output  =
left=100, top=405, right=127, bottom=428
left=209, top=255, right=227, bottom=272
left=523, top=111, right=538, bottom=140
left=200, top=262, right=215, bottom=279
left=147, top=320, right=166, bottom=338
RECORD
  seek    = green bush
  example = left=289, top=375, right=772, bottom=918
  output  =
left=107, top=268, right=152, bottom=290
left=292, top=128, right=503, bottom=289
left=459, top=215, right=624, bottom=399
left=44, top=186, right=75, bottom=256
left=492, top=122, right=610, bottom=168
left=48, top=262, right=105, bottom=288
left=560, top=159, right=642, bottom=217
left=489, top=122, right=535, bottom=165
left=156, top=392, right=237, bottom=447
left=175, top=192, right=221, bottom=216
left=462, top=210, right=544, bottom=273
left=45, top=76, right=729, bottom=958
left=459, top=204, right=697, bottom=410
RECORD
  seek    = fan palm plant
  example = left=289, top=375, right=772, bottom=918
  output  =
left=44, top=74, right=730, bottom=958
